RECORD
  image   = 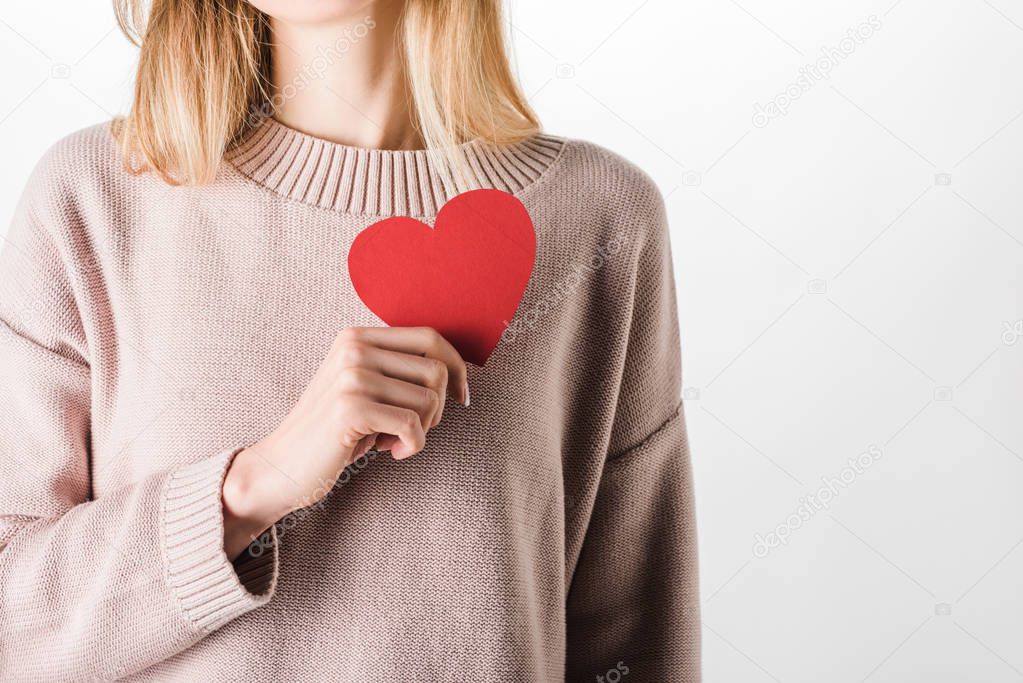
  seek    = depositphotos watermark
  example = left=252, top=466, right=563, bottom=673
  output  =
left=596, top=660, right=630, bottom=683
left=245, top=449, right=380, bottom=558
left=1002, top=319, right=1022, bottom=345
left=752, top=15, right=882, bottom=128
left=501, top=234, right=627, bottom=344
left=752, top=445, right=882, bottom=558
left=245, top=16, right=377, bottom=127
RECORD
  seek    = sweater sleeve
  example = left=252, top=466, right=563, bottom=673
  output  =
left=565, top=186, right=701, bottom=681
left=0, top=155, right=278, bottom=680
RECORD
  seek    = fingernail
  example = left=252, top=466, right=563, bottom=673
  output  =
left=463, top=381, right=471, bottom=407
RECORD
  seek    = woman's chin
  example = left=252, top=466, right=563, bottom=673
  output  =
left=246, top=0, right=380, bottom=25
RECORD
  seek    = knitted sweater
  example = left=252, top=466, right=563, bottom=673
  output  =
left=0, top=119, right=700, bottom=682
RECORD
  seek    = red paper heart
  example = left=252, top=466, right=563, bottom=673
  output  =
left=348, top=189, right=536, bottom=366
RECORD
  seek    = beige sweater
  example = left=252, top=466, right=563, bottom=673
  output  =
left=0, top=119, right=700, bottom=681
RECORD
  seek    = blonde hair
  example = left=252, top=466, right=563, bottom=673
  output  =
left=113, top=0, right=540, bottom=186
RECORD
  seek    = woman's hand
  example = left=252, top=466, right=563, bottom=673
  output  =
left=221, top=327, right=469, bottom=558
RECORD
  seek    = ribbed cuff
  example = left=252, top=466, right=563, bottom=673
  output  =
left=160, top=449, right=279, bottom=634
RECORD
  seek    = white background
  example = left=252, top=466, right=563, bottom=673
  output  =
left=2, top=1, right=1022, bottom=681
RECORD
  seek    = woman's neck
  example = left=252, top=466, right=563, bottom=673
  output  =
left=267, top=5, right=422, bottom=151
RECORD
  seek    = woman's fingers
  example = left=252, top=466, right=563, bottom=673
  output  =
left=338, top=327, right=468, bottom=405
left=325, top=326, right=470, bottom=461
left=350, top=399, right=427, bottom=459
left=338, top=368, right=442, bottom=430
left=352, top=433, right=377, bottom=459
left=343, top=346, right=455, bottom=427
left=373, top=434, right=400, bottom=452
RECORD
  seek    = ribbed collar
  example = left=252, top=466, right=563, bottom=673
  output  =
left=225, top=117, right=564, bottom=218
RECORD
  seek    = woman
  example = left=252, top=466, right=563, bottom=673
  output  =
left=0, top=0, right=699, bottom=680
